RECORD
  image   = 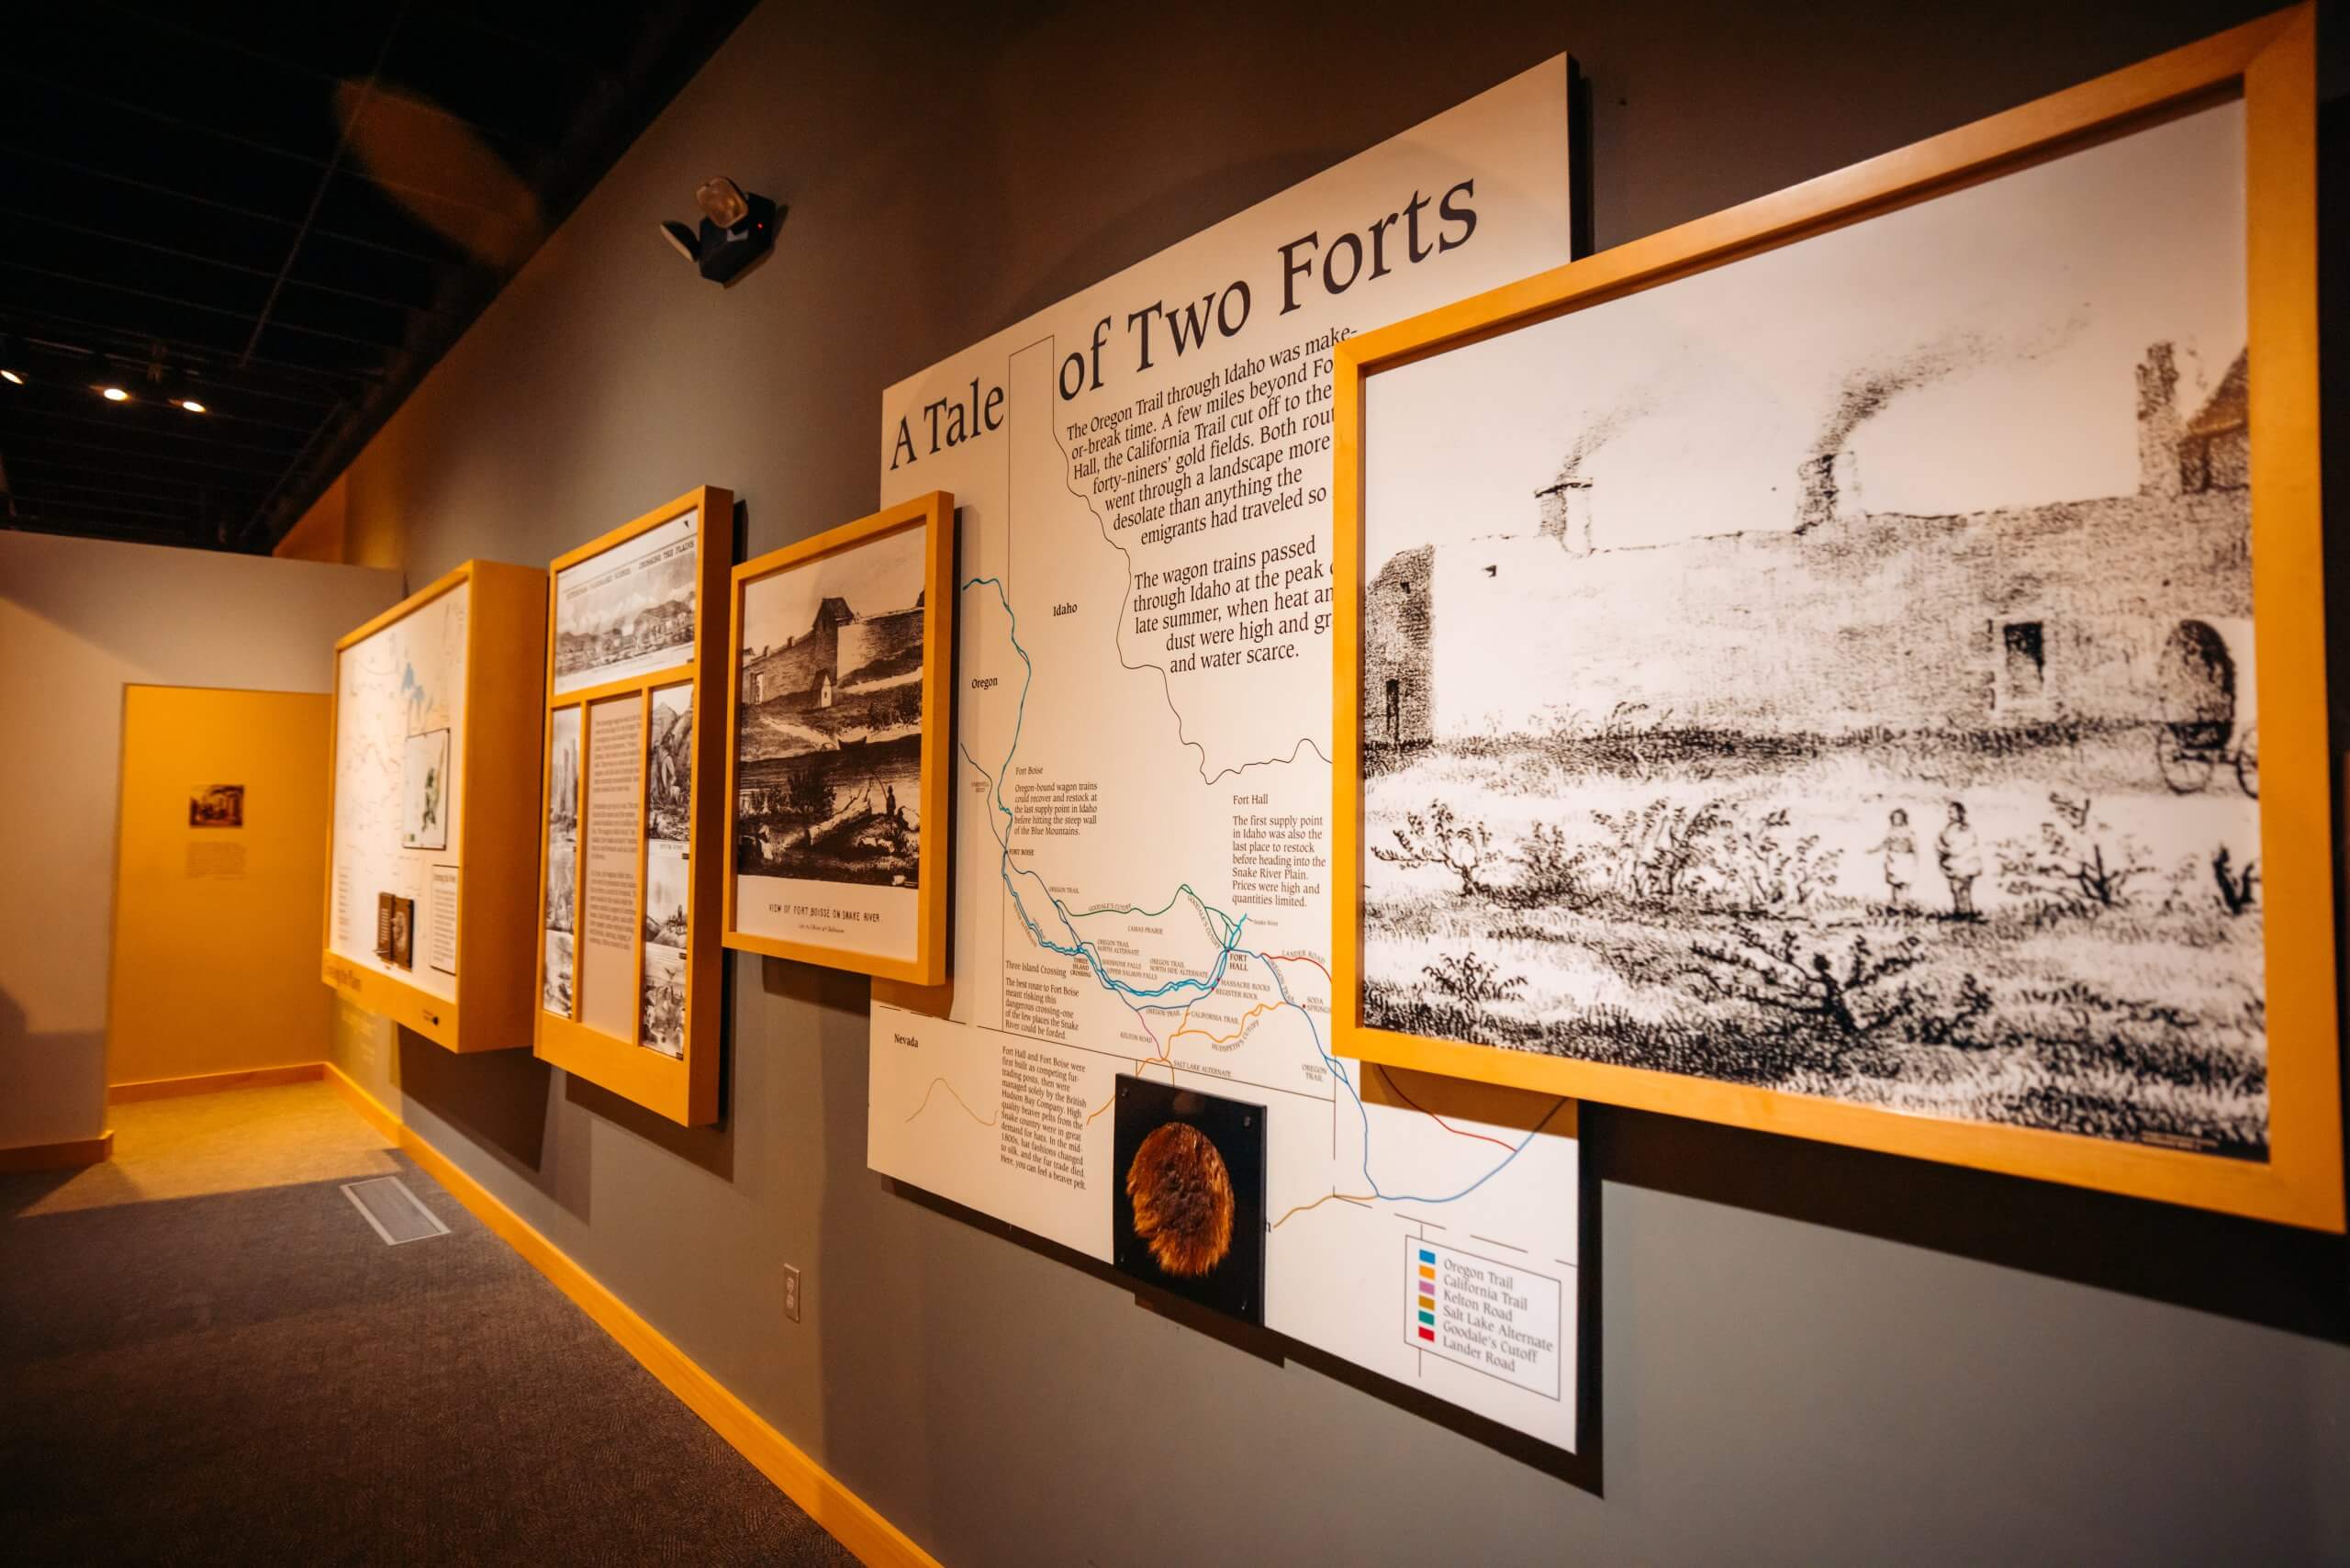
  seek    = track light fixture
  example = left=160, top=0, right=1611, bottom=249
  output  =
left=87, top=348, right=129, bottom=402
left=161, top=364, right=207, bottom=414
left=131, top=349, right=210, bottom=414
left=656, top=175, right=781, bottom=286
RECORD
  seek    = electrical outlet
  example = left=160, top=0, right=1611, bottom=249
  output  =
left=783, top=1264, right=802, bottom=1323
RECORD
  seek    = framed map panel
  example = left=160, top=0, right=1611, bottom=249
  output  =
left=322, top=560, right=548, bottom=1051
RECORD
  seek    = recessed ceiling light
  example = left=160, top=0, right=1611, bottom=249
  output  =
left=173, top=398, right=207, bottom=414
left=0, top=369, right=22, bottom=386
left=102, top=386, right=129, bottom=401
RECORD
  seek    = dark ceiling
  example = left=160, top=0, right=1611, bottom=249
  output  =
left=0, top=0, right=756, bottom=554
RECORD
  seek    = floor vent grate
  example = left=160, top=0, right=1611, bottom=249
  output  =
left=341, top=1176, right=452, bottom=1246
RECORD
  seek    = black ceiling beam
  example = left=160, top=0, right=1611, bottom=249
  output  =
left=235, top=399, right=343, bottom=548
left=0, top=206, right=440, bottom=316
left=0, top=67, right=534, bottom=223
left=3, top=428, right=294, bottom=480
left=6, top=308, right=382, bottom=400
left=5, top=393, right=331, bottom=441
left=0, top=257, right=420, bottom=356
left=0, top=144, right=460, bottom=269
left=417, top=0, right=629, bottom=82
left=76, top=0, right=561, bottom=164
left=4, top=403, right=311, bottom=455
left=239, top=2, right=411, bottom=371
left=1, top=488, right=203, bottom=526
left=3, top=511, right=199, bottom=546
left=0, top=465, right=230, bottom=509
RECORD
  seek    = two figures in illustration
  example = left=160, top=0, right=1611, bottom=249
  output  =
left=1869, top=802, right=1979, bottom=916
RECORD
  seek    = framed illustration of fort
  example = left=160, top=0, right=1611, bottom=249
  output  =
left=722, top=491, right=954, bottom=983
left=1332, top=9, right=2342, bottom=1227
left=534, top=487, right=733, bottom=1125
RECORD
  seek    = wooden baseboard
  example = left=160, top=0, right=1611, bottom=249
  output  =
left=108, top=1063, right=326, bottom=1103
left=0, top=1129, right=115, bottom=1173
left=324, top=1061, right=402, bottom=1144
left=319, top=1062, right=936, bottom=1568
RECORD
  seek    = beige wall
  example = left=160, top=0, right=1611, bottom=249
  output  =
left=0, top=532, right=397, bottom=1148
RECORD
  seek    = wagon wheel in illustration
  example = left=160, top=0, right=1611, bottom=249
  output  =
left=2233, top=724, right=2258, bottom=800
left=2154, top=727, right=2218, bottom=795
left=2154, top=621, right=2235, bottom=797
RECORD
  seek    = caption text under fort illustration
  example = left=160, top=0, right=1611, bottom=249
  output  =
left=1360, top=101, right=2270, bottom=1159
left=733, top=526, right=927, bottom=890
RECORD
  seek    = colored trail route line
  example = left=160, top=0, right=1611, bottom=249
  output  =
left=1371, top=1063, right=1521, bottom=1153
left=1169, top=998, right=1284, bottom=1049
left=906, top=1076, right=999, bottom=1128
left=957, top=575, right=1570, bottom=1206
left=1270, top=1190, right=1375, bottom=1230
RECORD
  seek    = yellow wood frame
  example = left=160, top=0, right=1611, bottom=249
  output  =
left=532, top=487, right=733, bottom=1126
left=1331, top=7, right=2341, bottom=1229
left=320, top=560, right=548, bottom=1053
left=721, top=492, right=956, bottom=985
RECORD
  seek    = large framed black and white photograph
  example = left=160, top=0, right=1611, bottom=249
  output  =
left=722, top=490, right=955, bottom=986
left=1333, top=12, right=2341, bottom=1228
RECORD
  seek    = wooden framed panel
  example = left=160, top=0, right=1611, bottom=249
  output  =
left=322, top=560, right=548, bottom=1052
left=722, top=491, right=955, bottom=984
left=1332, top=9, right=2341, bottom=1227
left=533, top=487, right=733, bottom=1126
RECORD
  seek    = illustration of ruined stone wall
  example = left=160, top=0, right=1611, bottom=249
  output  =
left=1360, top=545, right=1433, bottom=746
left=1416, top=487, right=2251, bottom=740
left=837, top=606, right=924, bottom=689
left=741, top=622, right=838, bottom=709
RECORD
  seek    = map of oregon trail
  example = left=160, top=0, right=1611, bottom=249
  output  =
left=330, top=582, right=468, bottom=1001
left=868, top=62, right=1585, bottom=1450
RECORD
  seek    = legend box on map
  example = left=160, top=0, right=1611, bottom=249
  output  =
left=1404, top=1238, right=1563, bottom=1400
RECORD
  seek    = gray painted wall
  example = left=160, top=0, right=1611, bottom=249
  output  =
left=328, top=2, right=2350, bottom=1562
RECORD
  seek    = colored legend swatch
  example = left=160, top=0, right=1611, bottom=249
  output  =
left=1416, top=1249, right=1438, bottom=1339
left=1403, top=1238, right=1565, bottom=1400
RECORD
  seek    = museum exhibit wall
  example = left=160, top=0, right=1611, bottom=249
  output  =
left=0, top=532, right=397, bottom=1150
left=318, top=1, right=2350, bottom=1562
left=106, top=686, right=334, bottom=1087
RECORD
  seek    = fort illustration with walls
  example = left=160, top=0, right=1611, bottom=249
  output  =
left=740, top=593, right=924, bottom=719
left=1363, top=344, right=2253, bottom=750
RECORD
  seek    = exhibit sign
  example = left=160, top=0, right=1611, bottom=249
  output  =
left=723, top=492, right=956, bottom=983
left=868, top=59, right=1587, bottom=1451
left=332, top=577, right=466, bottom=999
left=1335, top=10, right=2343, bottom=1230
left=322, top=560, right=548, bottom=1051
left=534, top=487, right=733, bottom=1126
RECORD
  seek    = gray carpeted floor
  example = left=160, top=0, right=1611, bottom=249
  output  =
left=1, top=1133, right=855, bottom=1567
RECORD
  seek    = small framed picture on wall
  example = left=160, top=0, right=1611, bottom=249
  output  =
left=722, top=491, right=955, bottom=985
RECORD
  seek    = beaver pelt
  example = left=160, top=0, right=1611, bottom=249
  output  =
left=1125, top=1122, right=1235, bottom=1277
